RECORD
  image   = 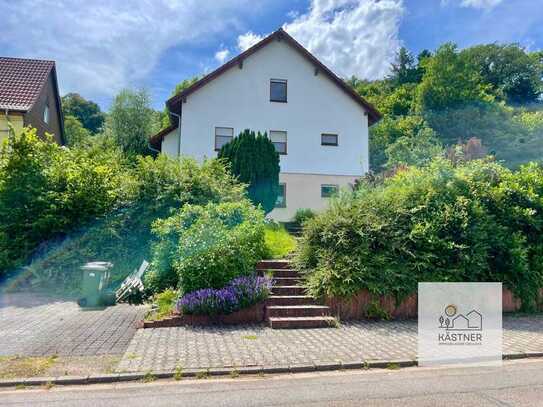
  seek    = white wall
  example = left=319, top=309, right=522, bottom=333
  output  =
left=175, top=39, right=369, bottom=176
left=268, top=173, right=358, bottom=222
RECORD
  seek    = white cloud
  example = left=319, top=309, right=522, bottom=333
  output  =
left=461, top=0, right=503, bottom=8
left=237, top=32, right=264, bottom=51
left=0, top=0, right=254, bottom=101
left=215, top=49, right=231, bottom=63
left=442, top=0, right=504, bottom=9
left=237, top=0, right=404, bottom=80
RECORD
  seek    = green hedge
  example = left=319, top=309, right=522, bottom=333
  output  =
left=0, top=127, right=246, bottom=291
left=296, top=158, right=543, bottom=310
left=145, top=201, right=266, bottom=295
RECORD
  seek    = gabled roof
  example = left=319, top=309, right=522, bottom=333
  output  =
left=0, top=57, right=56, bottom=111
left=166, top=28, right=381, bottom=126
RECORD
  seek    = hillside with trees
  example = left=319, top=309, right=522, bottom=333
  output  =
left=348, top=42, right=543, bottom=171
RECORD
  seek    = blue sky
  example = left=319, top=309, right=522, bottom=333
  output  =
left=1, top=0, right=541, bottom=111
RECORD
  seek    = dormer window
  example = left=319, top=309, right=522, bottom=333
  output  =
left=270, top=79, right=287, bottom=103
left=43, top=105, right=50, bottom=125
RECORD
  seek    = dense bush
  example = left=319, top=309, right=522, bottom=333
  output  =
left=177, top=275, right=272, bottom=315
left=0, top=128, right=133, bottom=276
left=5, top=149, right=245, bottom=292
left=296, top=159, right=543, bottom=310
left=293, top=208, right=316, bottom=225
left=218, top=129, right=280, bottom=214
left=145, top=201, right=267, bottom=295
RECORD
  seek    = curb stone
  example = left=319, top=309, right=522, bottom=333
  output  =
left=0, top=353, right=539, bottom=388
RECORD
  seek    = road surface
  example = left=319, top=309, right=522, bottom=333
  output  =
left=2, top=359, right=543, bottom=406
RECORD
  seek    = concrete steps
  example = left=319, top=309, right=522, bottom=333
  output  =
left=257, top=259, right=337, bottom=329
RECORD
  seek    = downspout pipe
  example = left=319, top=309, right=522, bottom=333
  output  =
left=169, top=110, right=182, bottom=158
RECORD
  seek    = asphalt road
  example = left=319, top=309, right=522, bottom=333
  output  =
left=3, top=359, right=543, bottom=406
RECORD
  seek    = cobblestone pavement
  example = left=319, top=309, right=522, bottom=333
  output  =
left=0, top=293, right=146, bottom=357
left=117, top=315, right=543, bottom=372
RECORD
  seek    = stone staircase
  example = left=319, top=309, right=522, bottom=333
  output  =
left=257, top=260, right=337, bottom=329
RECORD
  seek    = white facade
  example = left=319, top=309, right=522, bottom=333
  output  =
left=161, top=37, right=372, bottom=221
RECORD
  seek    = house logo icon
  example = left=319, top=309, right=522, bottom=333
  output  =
left=438, top=305, right=482, bottom=331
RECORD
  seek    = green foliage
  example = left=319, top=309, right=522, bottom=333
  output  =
left=218, top=129, right=280, bottom=214
left=296, top=159, right=543, bottom=311
left=7, top=154, right=245, bottom=292
left=385, top=125, right=443, bottom=169
left=0, top=127, right=132, bottom=276
left=63, top=115, right=91, bottom=146
left=145, top=201, right=266, bottom=294
left=461, top=44, right=543, bottom=104
left=415, top=43, right=494, bottom=112
left=147, top=289, right=178, bottom=321
left=107, top=89, right=159, bottom=155
left=264, top=224, right=297, bottom=259
left=294, top=208, right=316, bottom=225
left=61, top=93, right=105, bottom=134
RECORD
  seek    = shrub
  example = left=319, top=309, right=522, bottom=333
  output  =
left=0, top=127, right=133, bottom=277
left=296, top=158, right=543, bottom=310
left=147, top=289, right=178, bottom=320
left=293, top=208, right=316, bottom=225
left=218, top=129, right=280, bottom=214
left=7, top=153, right=245, bottom=293
left=145, top=201, right=267, bottom=295
left=177, top=275, right=272, bottom=315
left=264, top=224, right=296, bottom=259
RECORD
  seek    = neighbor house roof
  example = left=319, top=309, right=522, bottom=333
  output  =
left=152, top=28, right=382, bottom=147
left=0, top=57, right=56, bottom=111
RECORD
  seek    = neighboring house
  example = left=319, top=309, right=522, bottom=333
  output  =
left=150, top=28, right=381, bottom=221
left=0, top=57, right=64, bottom=145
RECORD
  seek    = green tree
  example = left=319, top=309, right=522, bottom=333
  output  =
left=107, top=89, right=158, bottom=155
left=63, top=115, right=91, bottom=146
left=385, top=126, right=443, bottom=168
left=61, top=93, right=105, bottom=134
left=462, top=44, right=543, bottom=104
left=389, top=47, right=419, bottom=86
left=416, top=43, right=493, bottom=112
left=218, top=129, right=280, bottom=214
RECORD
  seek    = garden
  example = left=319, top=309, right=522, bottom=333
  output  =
left=0, top=127, right=296, bottom=323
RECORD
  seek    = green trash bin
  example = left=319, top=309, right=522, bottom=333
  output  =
left=78, top=262, right=113, bottom=307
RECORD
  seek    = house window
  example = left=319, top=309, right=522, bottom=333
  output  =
left=215, top=127, right=234, bottom=151
left=270, top=79, right=287, bottom=102
left=275, top=183, right=286, bottom=208
left=321, top=133, right=338, bottom=146
left=321, top=184, right=339, bottom=198
left=43, top=105, right=50, bottom=125
left=269, top=130, right=287, bottom=154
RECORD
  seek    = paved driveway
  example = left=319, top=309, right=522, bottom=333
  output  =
left=118, top=314, right=543, bottom=372
left=0, top=293, right=146, bottom=357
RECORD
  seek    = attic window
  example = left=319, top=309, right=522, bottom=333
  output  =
left=43, top=105, right=50, bottom=125
left=270, top=79, right=287, bottom=103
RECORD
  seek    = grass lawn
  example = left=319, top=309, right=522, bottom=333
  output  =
left=264, top=224, right=297, bottom=259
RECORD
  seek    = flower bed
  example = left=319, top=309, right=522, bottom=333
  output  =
left=178, top=275, right=272, bottom=315
left=141, top=275, right=272, bottom=328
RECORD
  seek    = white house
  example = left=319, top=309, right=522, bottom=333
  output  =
left=151, top=28, right=381, bottom=222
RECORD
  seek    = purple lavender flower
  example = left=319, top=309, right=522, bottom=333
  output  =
left=177, top=274, right=272, bottom=315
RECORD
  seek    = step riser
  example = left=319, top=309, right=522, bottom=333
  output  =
left=272, top=277, right=302, bottom=285
left=269, top=319, right=336, bottom=329
left=266, top=308, right=331, bottom=318
left=267, top=297, right=314, bottom=306
left=256, top=261, right=292, bottom=270
left=272, top=286, right=306, bottom=296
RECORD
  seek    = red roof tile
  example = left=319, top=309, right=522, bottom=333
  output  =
left=0, top=57, right=55, bottom=111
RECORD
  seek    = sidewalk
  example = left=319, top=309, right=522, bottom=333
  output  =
left=117, top=314, right=543, bottom=372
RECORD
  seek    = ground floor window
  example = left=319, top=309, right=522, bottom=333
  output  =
left=275, top=183, right=286, bottom=208
left=321, top=184, right=339, bottom=198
